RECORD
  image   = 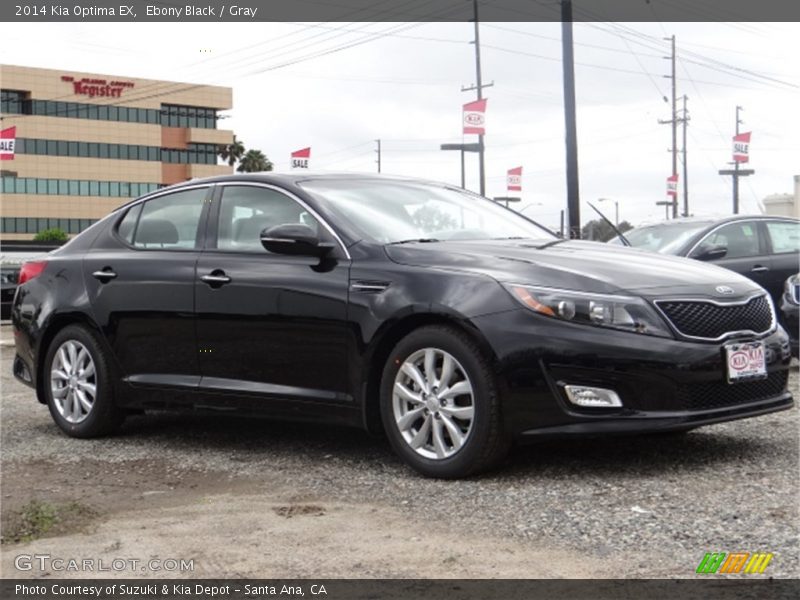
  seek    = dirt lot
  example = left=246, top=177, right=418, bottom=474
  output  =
left=1, top=324, right=798, bottom=579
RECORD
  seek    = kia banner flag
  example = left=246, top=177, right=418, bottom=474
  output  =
left=291, top=147, right=311, bottom=169
left=666, top=174, right=678, bottom=197
left=0, top=127, right=16, bottom=160
left=507, top=166, right=522, bottom=192
left=733, top=132, right=751, bottom=163
left=463, top=99, right=487, bottom=135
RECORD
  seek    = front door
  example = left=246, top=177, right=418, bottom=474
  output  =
left=195, top=183, right=350, bottom=402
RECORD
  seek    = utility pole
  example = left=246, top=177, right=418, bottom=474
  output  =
left=375, top=139, right=381, bottom=173
left=657, top=35, right=679, bottom=219
left=461, top=0, right=493, bottom=196
left=680, top=95, right=689, bottom=216
left=561, top=0, right=581, bottom=239
left=718, top=105, right=754, bottom=214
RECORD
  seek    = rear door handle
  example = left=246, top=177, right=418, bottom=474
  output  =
left=92, top=269, right=117, bottom=282
left=201, top=272, right=231, bottom=286
left=751, top=265, right=769, bottom=273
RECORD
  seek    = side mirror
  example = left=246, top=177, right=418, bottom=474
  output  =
left=260, top=223, right=334, bottom=257
left=692, top=244, right=728, bottom=261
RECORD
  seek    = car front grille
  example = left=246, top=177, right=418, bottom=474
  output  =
left=675, top=370, right=789, bottom=412
left=656, top=294, right=773, bottom=340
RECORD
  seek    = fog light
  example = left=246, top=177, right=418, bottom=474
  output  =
left=563, top=385, right=622, bottom=408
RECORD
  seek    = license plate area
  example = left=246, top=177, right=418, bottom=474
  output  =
left=725, top=341, right=767, bottom=383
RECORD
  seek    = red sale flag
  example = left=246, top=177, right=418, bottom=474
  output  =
left=507, top=166, right=522, bottom=192
left=463, top=99, right=487, bottom=135
left=0, top=127, right=16, bottom=161
left=666, top=174, right=678, bottom=197
left=291, top=147, right=311, bottom=169
left=732, top=132, right=751, bottom=163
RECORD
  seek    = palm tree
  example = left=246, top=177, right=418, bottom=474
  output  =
left=218, top=136, right=245, bottom=167
left=237, top=149, right=273, bottom=173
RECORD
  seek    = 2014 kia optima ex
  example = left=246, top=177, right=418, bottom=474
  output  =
left=11, top=174, right=795, bottom=478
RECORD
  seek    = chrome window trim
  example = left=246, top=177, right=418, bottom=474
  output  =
left=111, top=183, right=211, bottom=251
left=653, top=293, right=776, bottom=342
left=216, top=181, right=351, bottom=260
left=685, top=218, right=762, bottom=259
left=685, top=217, right=798, bottom=258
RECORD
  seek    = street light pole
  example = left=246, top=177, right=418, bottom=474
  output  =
left=598, top=198, right=619, bottom=227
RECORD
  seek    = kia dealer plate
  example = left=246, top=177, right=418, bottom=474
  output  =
left=725, top=341, right=767, bottom=382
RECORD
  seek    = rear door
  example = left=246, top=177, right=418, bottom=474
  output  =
left=83, top=185, right=212, bottom=387
left=194, top=183, right=351, bottom=402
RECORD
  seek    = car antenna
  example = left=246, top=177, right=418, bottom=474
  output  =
left=587, top=202, right=631, bottom=247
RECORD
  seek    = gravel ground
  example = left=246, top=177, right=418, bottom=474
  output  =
left=1, top=325, right=797, bottom=578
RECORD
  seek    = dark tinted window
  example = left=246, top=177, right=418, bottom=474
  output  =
left=217, top=186, right=319, bottom=252
left=133, top=188, right=207, bottom=249
left=117, top=204, right=142, bottom=244
left=693, top=222, right=762, bottom=259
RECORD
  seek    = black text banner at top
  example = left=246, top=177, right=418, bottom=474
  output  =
left=3, top=0, right=800, bottom=22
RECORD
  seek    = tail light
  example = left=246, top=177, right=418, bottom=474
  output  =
left=18, top=261, right=48, bottom=285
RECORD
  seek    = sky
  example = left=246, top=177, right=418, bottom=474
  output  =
left=3, top=20, right=799, bottom=231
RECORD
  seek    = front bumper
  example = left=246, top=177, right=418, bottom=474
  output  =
left=473, top=309, right=794, bottom=438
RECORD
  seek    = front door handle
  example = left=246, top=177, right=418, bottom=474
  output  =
left=92, top=269, right=117, bottom=282
left=751, top=265, right=769, bottom=273
left=201, top=272, right=231, bottom=286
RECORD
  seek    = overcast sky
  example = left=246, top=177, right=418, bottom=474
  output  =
left=4, top=21, right=799, bottom=230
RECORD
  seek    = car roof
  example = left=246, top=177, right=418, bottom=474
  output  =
left=633, top=214, right=799, bottom=228
left=170, top=171, right=455, bottom=190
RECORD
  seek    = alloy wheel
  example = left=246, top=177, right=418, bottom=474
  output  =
left=392, top=347, right=475, bottom=460
left=50, top=340, right=97, bottom=424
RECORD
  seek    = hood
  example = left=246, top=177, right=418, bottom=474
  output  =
left=384, top=239, right=763, bottom=300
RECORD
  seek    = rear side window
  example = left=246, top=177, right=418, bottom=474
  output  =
left=765, top=221, right=800, bottom=254
left=119, top=188, right=207, bottom=249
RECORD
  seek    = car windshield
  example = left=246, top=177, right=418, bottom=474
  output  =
left=299, top=179, right=556, bottom=244
left=623, top=222, right=713, bottom=254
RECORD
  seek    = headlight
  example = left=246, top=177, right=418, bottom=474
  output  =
left=784, top=274, right=800, bottom=305
left=503, top=283, right=673, bottom=338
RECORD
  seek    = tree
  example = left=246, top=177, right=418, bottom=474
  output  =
left=33, top=228, right=69, bottom=243
left=237, top=149, right=273, bottom=173
left=412, top=204, right=458, bottom=233
left=580, top=219, right=633, bottom=242
left=218, top=136, right=245, bottom=167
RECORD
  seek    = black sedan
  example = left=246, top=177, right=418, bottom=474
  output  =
left=11, top=174, right=794, bottom=478
left=780, top=273, right=799, bottom=356
left=615, top=215, right=799, bottom=310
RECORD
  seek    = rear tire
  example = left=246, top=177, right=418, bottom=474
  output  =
left=380, top=325, right=510, bottom=478
left=44, top=324, right=125, bottom=437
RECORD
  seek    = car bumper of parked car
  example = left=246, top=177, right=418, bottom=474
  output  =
left=780, top=298, right=799, bottom=357
left=473, top=308, right=795, bottom=439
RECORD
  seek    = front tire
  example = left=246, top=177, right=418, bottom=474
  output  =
left=44, top=324, right=125, bottom=437
left=380, top=325, right=509, bottom=478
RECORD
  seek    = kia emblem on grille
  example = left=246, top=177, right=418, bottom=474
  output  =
left=715, top=285, right=735, bottom=295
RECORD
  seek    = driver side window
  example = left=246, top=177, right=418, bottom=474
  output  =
left=216, top=186, right=319, bottom=252
left=692, top=222, right=761, bottom=259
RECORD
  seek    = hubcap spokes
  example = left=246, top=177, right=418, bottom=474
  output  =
left=393, top=348, right=475, bottom=460
left=50, top=340, right=96, bottom=424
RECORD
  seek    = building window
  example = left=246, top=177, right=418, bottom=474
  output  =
left=16, top=137, right=222, bottom=165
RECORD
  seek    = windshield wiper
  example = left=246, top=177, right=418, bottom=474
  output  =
left=388, top=238, right=441, bottom=245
